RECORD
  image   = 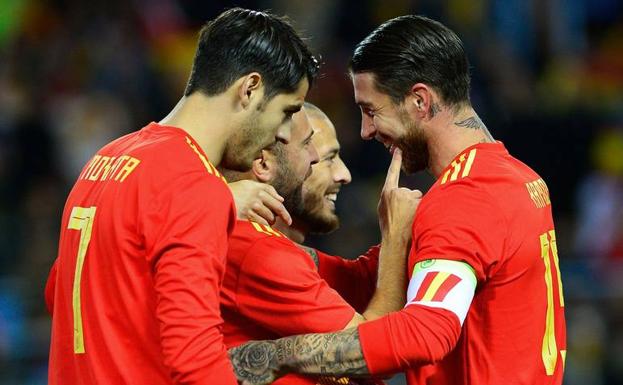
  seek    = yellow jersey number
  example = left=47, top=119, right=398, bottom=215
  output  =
left=67, top=206, right=97, bottom=354
left=539, top=230, right=565, bottom=375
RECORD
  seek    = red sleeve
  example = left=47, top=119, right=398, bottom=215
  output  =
left=357, top=182, right=506, bottom=375
left=317, top=245, right=379, bottom=313
left=45, top=258, right=59, bottom=315
left=142, top=172, right=237, bottom=385
left=235, top=237, right=356, bottom=335
left=412, top=181, right=506, bottom=281
left=358, top=305, right=461, bottom=375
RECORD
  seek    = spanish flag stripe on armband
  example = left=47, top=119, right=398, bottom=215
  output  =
left=406, top=259, right=477, bottom=325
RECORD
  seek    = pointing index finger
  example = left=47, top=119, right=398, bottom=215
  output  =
left=383, top=147, right=402, bottom=190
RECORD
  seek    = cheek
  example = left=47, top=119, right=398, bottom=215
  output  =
left=376, top=116, right=405, bottom=138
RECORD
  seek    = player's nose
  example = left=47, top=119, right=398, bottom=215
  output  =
left=360, top=115, right=376, bottom=140
left=334, top=157, right=352, bottom=185
left=276, top=123, right=291, bottom=144
left=308, top=144, right=319, bottom=166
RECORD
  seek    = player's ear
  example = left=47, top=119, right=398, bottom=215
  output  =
left=407, top=83, right=434, bottom=121
left=251, top=149, right=276, bottom=183
left=238, top=72, right=263, bottom=109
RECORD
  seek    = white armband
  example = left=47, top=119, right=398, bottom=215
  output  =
left=405, top=259, right=477, bottom=325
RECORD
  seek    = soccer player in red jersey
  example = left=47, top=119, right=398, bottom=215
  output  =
left=46, top=8, right=318, bottom=385
left=220, top=104, right=420, bottom=385
left=229, top=15, right=566, bottom=385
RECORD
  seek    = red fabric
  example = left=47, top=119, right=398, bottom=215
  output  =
left=359, top=142, right=566, bottom=385
left=316, top=245, right=380, bottom=313
left=45, top=258, right=58, bottom=315
left=48, top=123, right=237, bottom=385
left=221, top=221, right=378, bottom=385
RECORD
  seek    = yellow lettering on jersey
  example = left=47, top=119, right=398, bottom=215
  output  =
left=99, top=156, right=117, bottom=180
left=560, top=350, right=566, bottom=370
left=462, top=149, right=477, bottom=177
left=262, top=224, right=282, bottom=237
left=250, top=222, right=282, bottom=237
left=440, top=149, right=477, bottom=185
left=79, top=154, right=141, bottom=183
left=88, top=156, right=111, bottom=181
left=114, top=157, right=141, bottom=182
left=100, top=155, right=122, bottom=181
left=526, top=178, right=551, bottom=208
left=80, top=155, right=101, bottom=180
left=251, top=221, right=272, bottom=236
left=450, top=154, right=466, bottom=182
left=185, top=137, right=227, bottom=183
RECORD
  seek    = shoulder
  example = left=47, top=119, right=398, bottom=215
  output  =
left=234, top=224, right=316, bottom=275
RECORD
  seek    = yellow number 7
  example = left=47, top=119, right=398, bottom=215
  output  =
left=540, top=230, right=565, bottom=375
left=67, top=206, right=97, bottom=354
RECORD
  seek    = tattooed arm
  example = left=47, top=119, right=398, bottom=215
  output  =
left=229, top=328, right=368, bottom=385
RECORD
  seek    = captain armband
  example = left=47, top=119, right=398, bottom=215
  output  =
left=405, top=259, right=477, bottom=325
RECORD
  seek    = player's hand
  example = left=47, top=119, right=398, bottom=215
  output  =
left=377, top=148, right=422, bottom=242
left=228, top=180, right=292, bottom=226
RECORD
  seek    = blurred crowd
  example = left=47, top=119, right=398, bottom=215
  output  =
left=0, top=0, right=622, bottom=384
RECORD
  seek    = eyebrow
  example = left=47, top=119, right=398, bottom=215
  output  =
left=356, top=101, right=374, bottom=109
left=323, top=147, right=339, bottom=160
left=302, top=128, right=315, bottom=143
left=285, top=103, right=303, bottom=113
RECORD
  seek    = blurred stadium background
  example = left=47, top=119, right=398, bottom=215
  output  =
left=1, top=0, right=622, bottom=384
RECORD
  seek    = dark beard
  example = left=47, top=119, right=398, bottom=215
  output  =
left=292, top=188, right=340, bottom=235
left=396, top=108, right=430, bottom=174
left=272, top=149, right=305, bottom=216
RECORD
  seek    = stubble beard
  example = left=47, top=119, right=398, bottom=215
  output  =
left=292, top=185, right=340, bottom=235
left=272, top=151, right=305, bottom=217
left=396, top=108, right=430, bottom=174
left=221, top=110, right=266, bottom=172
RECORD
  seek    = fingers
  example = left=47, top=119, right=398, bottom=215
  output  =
left=262, top=185, right=284, bottom=203
left=242, top=187, right=292, bottom=226
left=246, top=211, right=270, bottom=226
left=258, top=191, right=292, bottom=225
left=260, top=186, right=291, bottom=225
left=383, top=148, right=402, bottom=191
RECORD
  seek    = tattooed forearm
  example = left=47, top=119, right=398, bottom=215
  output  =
left=228, top=340, right=281, bottom=385
left=229, top=329, right=369, bottom=385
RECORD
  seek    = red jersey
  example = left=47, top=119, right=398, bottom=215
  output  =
left=221, top=220, right=381, bottom=385
left=48, top=122, right=238, bottom=384
left=359, top=142, right=566, bottom=385
left=316, top=246, right=379, bottom=314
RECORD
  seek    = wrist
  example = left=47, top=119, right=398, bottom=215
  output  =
left=380, top=233, right=410, bottom=250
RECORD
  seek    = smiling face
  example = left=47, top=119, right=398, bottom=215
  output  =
left=352, top=72, right=430, bottom=173
left=291, top=109, right=352, bottom=234
left=270, top=108, right=319, bottom=215
left=221, top=78, right=309, bottom=172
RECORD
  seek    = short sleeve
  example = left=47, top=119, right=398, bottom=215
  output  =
left=235, top=237, right=355, bottom=335
left=414, top=181, right=507, bottom=282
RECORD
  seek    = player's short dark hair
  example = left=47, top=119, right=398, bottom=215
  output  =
left=350, top=15, right=470, bottom=107
left=185, top=8, right=319, bottom=99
